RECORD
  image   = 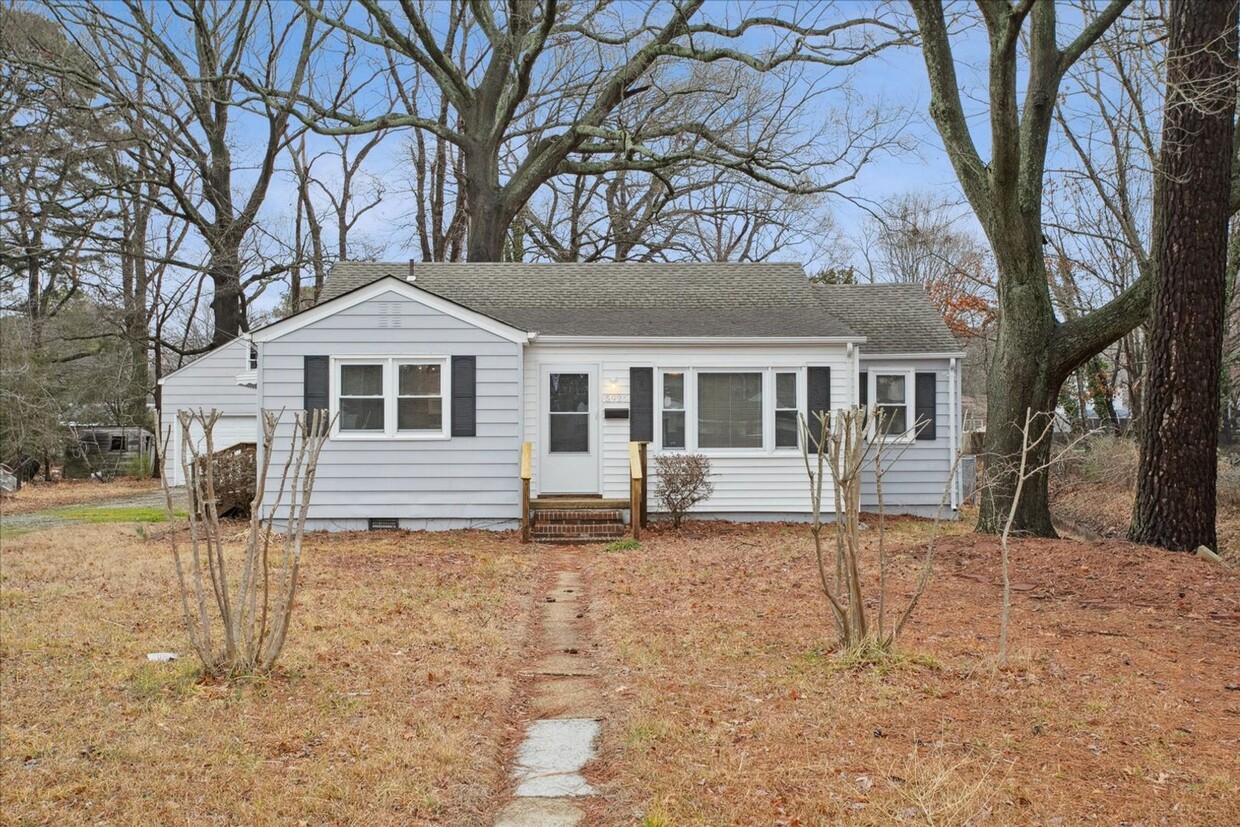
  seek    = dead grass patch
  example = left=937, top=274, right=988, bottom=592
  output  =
left=0, top=478, right=161, bottom=515
left=584, top=519, right=1240, bottom=825
left=0, top=524, right=539, bottom=825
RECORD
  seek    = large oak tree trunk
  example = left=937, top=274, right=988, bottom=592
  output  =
left=209, top=243, right=245, bottom=347
left=976, top=246, right=1061, bottom=536
left=1131, top=0, right=1237, bottom=551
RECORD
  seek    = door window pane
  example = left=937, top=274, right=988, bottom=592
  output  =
left=549, top=372, right=589, bottom=453
left=550, top=373, right=589, bottom=412
left=550, top=413, right=589, bottom=452
left=698, top=373, right=762, bottom=449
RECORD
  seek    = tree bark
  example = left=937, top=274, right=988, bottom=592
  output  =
left=911, top=0, right=1147, bottom=536
left=1131, top=0, right=1237, bottom=551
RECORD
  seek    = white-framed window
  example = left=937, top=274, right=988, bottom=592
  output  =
left=774, top=371, right=798, bottom=448
left=660, top=370, right=686, bottom=449
left=697, top=371, right=763, bottom=449
left=333, top=357, right=450, bottom=439
left=870, top=370, right=914, bottom=441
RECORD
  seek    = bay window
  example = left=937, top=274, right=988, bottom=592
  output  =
left=334, top=357, right=449, bottom=438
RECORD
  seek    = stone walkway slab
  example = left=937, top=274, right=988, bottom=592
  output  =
left=494, top=797, right=584, bottom=827
left=512, top=718, right=599, bottom=798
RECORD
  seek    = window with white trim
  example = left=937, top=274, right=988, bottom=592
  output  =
left=774, top=371, right=798, bottom=448
left=661, top=371, right=685, bottom=449
left=698, top=372, right=762, bottom=449
left=339, top=363, right=385, bottom=432
left=872, top=371, right=913, bottom=438
left=334, top=358, right=449, bottom=438
left=397, top=363, right=442, bottom=431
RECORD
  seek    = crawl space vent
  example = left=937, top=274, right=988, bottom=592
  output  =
left=368, top=518, right=399, bottom=531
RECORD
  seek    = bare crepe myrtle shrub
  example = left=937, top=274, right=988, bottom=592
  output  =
left=654, top=453, right=714, bottom=529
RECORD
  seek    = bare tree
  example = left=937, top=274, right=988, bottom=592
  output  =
left=49, top=0, right=319, bottom=346
left=285, top=0, right=911, bottom=262
left=910, top=0, right=1150, bottom=536
left=162, top=408, right=331, bottom=677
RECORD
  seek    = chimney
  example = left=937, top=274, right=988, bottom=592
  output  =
left=408, top=258, right=415, bottom=282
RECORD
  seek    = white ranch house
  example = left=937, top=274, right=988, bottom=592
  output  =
left=160, top=262, right=965, bottom=537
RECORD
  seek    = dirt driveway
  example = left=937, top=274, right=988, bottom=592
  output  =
left=0, top=487, right=188, bottom=535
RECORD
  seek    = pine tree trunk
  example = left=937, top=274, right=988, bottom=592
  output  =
left=1131, top=0, right=1237, bottom=551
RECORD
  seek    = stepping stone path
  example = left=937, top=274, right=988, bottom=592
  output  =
left=494, top=553, right=601, bottom=827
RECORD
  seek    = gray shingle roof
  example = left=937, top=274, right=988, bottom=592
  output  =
left=317, top=261, right=959, bottom=350
left=811, top=283, right=963, bottom=354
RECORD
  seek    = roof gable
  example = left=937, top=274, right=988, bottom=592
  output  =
left=250, top=276, right=532, bottom=345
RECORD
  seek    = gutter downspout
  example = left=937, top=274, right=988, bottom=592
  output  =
left=948, top=357, right=959, bottom=512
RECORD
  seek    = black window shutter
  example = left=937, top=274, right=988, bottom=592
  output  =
left=858, top=371, right=868, bottom=407
left=451, top=355, right=477, bottom=437
left=304, top=355, right=329, bottom=415
left=806, top=366, right=831, bottom=451
left=915, top=372, right=937, bottom=441
left=630, top=367, right=653, bottom=442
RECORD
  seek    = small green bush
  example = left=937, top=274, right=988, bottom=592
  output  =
left=605, top=537, right=641, bottom=553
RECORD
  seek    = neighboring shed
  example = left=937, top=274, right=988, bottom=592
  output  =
left=159, top=338, right=258, bottom=485
left=63, top=426, right=156, bottom=479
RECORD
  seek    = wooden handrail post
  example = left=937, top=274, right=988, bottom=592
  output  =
left=520, top=442, right=532, bottom=543
left=628, top=441, right=642, bottom=541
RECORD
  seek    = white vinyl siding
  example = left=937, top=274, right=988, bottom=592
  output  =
left=524, top=343, right=852, bottom=514
left=859, top=357, right=960, bottom=515
left=258, top=289, right=522, bottom=530
left=159, top=339, right=258, bottom=484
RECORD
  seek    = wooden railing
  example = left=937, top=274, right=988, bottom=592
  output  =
left=520, top=441, right=532, bottom=543
left=628, top=441, right=648, bottom=540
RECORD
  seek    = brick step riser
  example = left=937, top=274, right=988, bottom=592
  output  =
left=533, top=527, right=628, bottom=539
left=534, top=535, right=631, bottom=545
left=533, top=509, right=624, bottom=524
left=534, top=524, right=627, bottom=536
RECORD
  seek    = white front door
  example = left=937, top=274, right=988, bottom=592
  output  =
left=539, top=365, right=599, bottom=495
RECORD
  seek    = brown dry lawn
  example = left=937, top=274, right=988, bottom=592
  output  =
left=0, top=478, right=162, bottom=516
left=583, top=518, right=1240, bottom=826
left=1, top=523, right=538, bottom=825
left=3, top=499, right=1238, bottom=825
